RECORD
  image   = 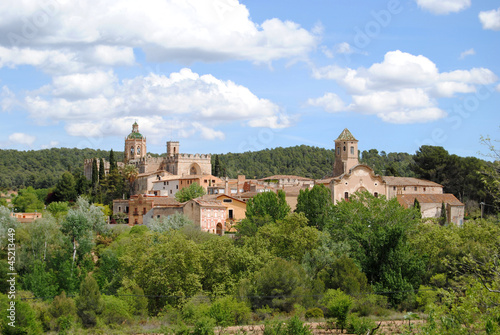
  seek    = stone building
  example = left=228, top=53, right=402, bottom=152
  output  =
left=183, top=198, right=227, bottom=235
left=316, top=128, right=464, bottom=224
left=85, top=122, right=212, bottom=195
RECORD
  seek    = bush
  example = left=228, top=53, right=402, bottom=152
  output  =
left=347, top=315, right=377, bottom=335
left=351, top=294, right=389, bottom=317
left=193, top=316, right=215, bottom=335
left=286, top=315, right=313, bottom=335
left=0, top=294, right=43, bottom=335
left=209, top=296, right=251, bottom=326
left=321, top=289, right=352, bottom=332
left=305, top=307, right=324, bottom=320
left=101, top=295, right=131, bottom=325
left=182, top=295, right=211, bottom=324
left=117, top=278, right=148, bottom=316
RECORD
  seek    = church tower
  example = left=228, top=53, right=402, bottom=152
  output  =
left=124, top=122, right=147, bottom=163
left=333, top=128, right=359, bottom=177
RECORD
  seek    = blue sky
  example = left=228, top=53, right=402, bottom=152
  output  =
left=0, top=0, right=499, bottom=159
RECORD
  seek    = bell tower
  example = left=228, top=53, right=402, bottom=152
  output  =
left=124, top=122, right=147, bottom=163
left=333, top=128, right=359, bottom=177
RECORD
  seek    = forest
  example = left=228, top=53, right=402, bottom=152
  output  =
left=0, top=141, right=499, bottom=333
left=1, top=187, right=500, bottom=334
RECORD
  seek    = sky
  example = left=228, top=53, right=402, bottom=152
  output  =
left=0, top=0, right=499, bottom=159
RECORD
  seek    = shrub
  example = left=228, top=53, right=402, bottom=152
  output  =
left=305, top=307, right=324, bottom=320
left=321, top=289, right=352, bottom=332
left=193, top=316, right=215, bottom=335
left=182, top=295, right=211, bottom=324
left=286, top=315, right=313, bottom=335
left=76, top=274, right=103, bottom=328
left=351, top=294, right=389, bottom=317
left=209, top=296, right=251, bottom=326
left=347, top=315, right=376, bottom=335
left=101, top=295, right=131, bottom=325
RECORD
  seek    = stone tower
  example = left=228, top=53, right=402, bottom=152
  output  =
left=166, top=141, right=180, bottom=157
left=124, top=122, right=147, bottom=163
left=333, top=128, right=359, bottom=177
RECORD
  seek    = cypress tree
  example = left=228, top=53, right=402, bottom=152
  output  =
left=109, top=149, right=117, bottom=173
left=213, top=154, right=221, bottom=177
left=440, top=202, right=447, bottom=225
left=91, top=159, right=98, bottom=186
left=413, top=198, right=422, bottom=219
left=99, top=158, right=105, bottom=182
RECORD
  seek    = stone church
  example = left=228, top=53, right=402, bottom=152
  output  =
left=318, top=129, right=464, bottom=225
left=85, top=122, right=212, bottom=181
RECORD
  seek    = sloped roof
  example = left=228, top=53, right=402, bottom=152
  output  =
left=336, top=128, right=357, bottom=141
left=397, top=194, right=464, bottom=208
left=258, top=175, right=313, bottom=181
left=383, top=176, right=443, bottom=187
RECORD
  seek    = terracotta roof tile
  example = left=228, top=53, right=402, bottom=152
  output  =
left=397, top=194, right=464, bottom=207
left=382, top=176, right=443, bottom=187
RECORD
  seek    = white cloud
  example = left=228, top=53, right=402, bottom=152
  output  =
left=307, top=93, right=345, bottom=113
left=9, top=133, right=36, bottom=146
left=496, top=84, right=500, bottom=92
left=479, top=8, right=500, bottom=31
left=416, top=0, right=470, bottom=15
left=309, top=50, right=498, bottom=124
left=335, top=42, right=354, bottom=54
left=41, top=141, right=59, bottom=149
left=459, top=48, right=475, bottom=59
left=1, top=86, right=18, bottom=111
left=23, top=68, right=290, bottom=140
left=0, top=0, right=317, bottom=73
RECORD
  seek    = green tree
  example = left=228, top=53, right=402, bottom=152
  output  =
left=76, top=273, right=103, bottom=328
left=295, top=184, right=332, bottom=230
left=328, top=192, right=424, bottom=305
left=99, top=158, right=105, bottom=182
left=46, top=201, right=69, bottom=221
left=148, top=212, right=193, bottom=233
left=321, top=289, right=353, bottom=333
left=53, top=171, right=77, bottom=202
left=213, top=154, right=221, bottom=177
left=91, top=159, right=98, bottom=186
left=249, top=258, right=309, bottom=312
left=413, top=198, right=422, bottom=218
left=440, top=202, right=447, bottom=225
left=318, top=255, right=369, bottom=294
left=175, top=182, right=206, bottom=202
left=12, top=187, right=44, bottom=212
left=257, top=212, right=320, bottom=262
left=122, top=164, right=138, bottom=196
left=245, top=190, right=290, bottom=222
left=109, top=149, right=117, bottom=173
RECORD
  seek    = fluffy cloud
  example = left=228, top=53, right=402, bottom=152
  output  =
left=23, top=68, right=290, bottom=140
left=479, top=8, right=500, bottom=31
left=416, top=0, right=470, bottom=15
left=310, top=50, right=498, bottom=124
left=9, top=133, right=36, bottom=146
left=0, top=0, right=317, bottom=73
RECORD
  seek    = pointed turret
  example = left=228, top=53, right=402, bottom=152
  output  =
left=333, top=128, right=359, bottom=177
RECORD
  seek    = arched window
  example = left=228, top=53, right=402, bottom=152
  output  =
left=374, top=192, right=378, bottom=198
left=337, top=147, right=340, bottom=155
left=343, top=146, right=346, bottom=151
left=130, top=147, right=134, bottom=155
left=350, top=146, right=354, bottom=155
left=344, top=192, right=349, bottom=200
left=137, top=146, right=141, bottom=154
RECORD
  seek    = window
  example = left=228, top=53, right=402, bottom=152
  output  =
left=223, top=199, right=232, bottom=203
left=344, top=192, right=349, bottom=200
left=374, top=192, right=378, bottom=198
left=343, top=146, right=346, bottom=151
left=137, top=146, right=141, bottom=154
left=164, top=182, right=166, bottom=186
left=170, top=190, right=172, bottom=194
left=142, top=208, right=146, bottom=215
left=350, top=146, right=354, bottom=155
left=229, top=209, right=234, bottom=219
left=118, top=206, right=121, bottom=212
left=337, top=147, right=340, bottom=155
left=423, top=187, right=426, bottom=192
left=414, top=187, right=417, bottom=191
left=130, top=147, right=134, bottom=155
left=403, top=187, right=406, bottom=191
left=157, top=215, right=160, bottom=218
left=393, top=186, right=396, bottom=190
left=176, top=185, right=178, bottom=189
